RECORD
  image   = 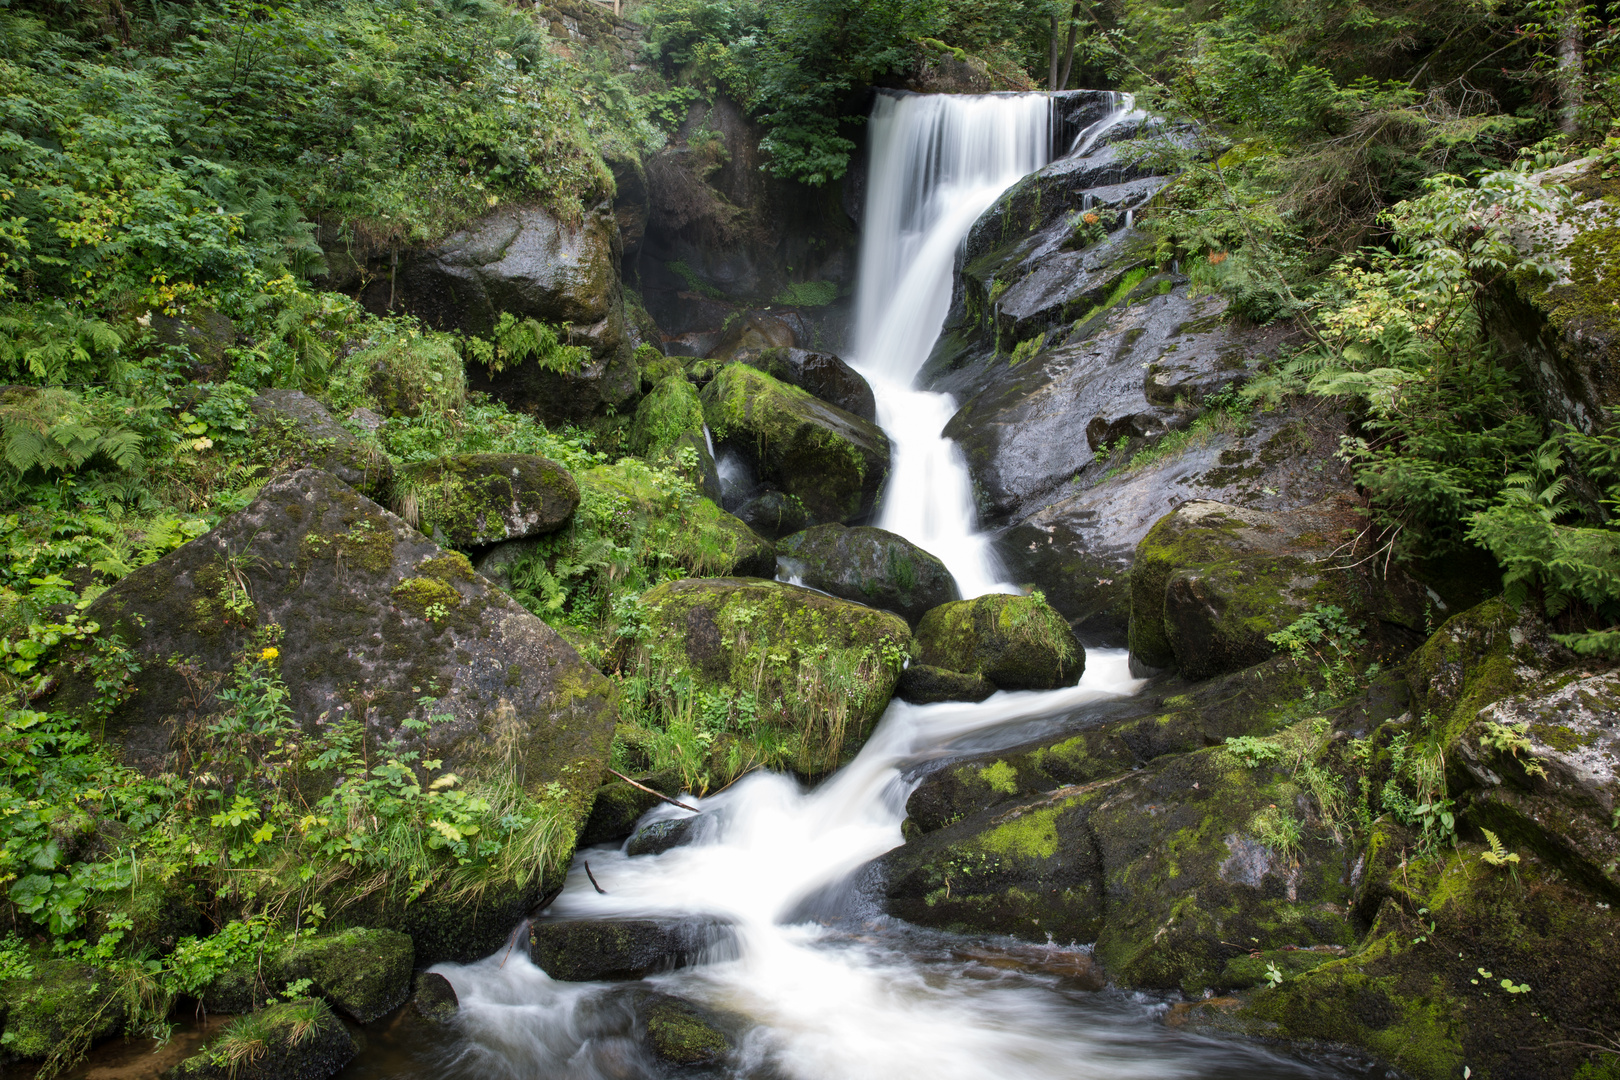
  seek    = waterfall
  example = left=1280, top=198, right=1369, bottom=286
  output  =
left=849, top=92, right=1051, bottom=599
left=1070, top=91, right=1145, bottom=156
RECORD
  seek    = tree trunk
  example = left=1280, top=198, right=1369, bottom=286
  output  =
left=1557, top=0, right=1584, bottom=133
left=1057, top=1, right=1082, bottom=91
left=1049, top=13, right=1060, bottom=91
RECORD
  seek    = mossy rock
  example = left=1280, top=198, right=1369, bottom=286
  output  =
left=201, top=928, right=413, bottom=1023
left=526, top=918, right=735, bottom=981
left=1128, top=497, right=1428, bottom=679
left=626, top=815, right=699, bottom=857
left=700, top=363, right=889, bottom=526
left=412, top=972, right=458, bottom=1025
left=633, top=578, right=910, bottom=774
left=641, top=993, right=732, bottom=1067
left=248, top=389, right=394, bottom=502
left=401, top=452, right=579, bottom=548
left=894, top=663, right=995, bottom=704
left=707, top=311, right=795, bottom=363
left=1228, top=841, right=1620, bottom=1080
left=580, top=463, right=774, bottom=578
left=777, top=524, right=959, bottom=626
left=913, top=593, right=1082, bottom=690
left=638, top=351, right=687, bottom=393
left=629, top=375, right=706, bottom=459
left=580, top=778, right=665, bottom=846
left=151, top=307, right=236, bottom=381
left=735, top=346, right=877, bottom=421
left=735, top=490, right=808, bottom=540
left=0, top=959, right=127, bottom=1061
left=883, top=742, right=1359, bottom=993
left=50, top=470, right=617, bottom=892
left=169, top=999, right=356, bottom=1080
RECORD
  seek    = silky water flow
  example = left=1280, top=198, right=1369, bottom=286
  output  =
left=367, top=94, right=1366, bottom=1080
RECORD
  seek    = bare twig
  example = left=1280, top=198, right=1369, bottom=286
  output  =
left=584, top=861, right=606, bottom=894
left=606, top=767, right=699, bottom=813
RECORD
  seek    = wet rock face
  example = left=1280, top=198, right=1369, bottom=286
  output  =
left=634, top=577, right=910, bottom=773
left=736, top=346, right=877, bottom=421
left=412, top=972, right=459, bottom=1025
left=249, top=390, right=395, bottom=502
left=626, top=815, right=701, bottom=857
left=735, top=490, right=809, bottom=540
left=52, top=469, right=616, bottom=825
left=401, top=452, right=579, bottom=549
left=1127, top=497, right=1431, bottom=680
left=776, top=523, right=958, bottom=625
left=912, top=593, right=1083, bottom=691
left=640, top=993, right=733, bottom=1067
left=202, top=928, right=415, bottom=1024
left=527, top=918, right=736, bottom=981
left=894, top=663, right=995, bottom=705
left=702, top=363, right=890, bottom=526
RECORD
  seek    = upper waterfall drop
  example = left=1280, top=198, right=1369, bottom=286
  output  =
left=847, top=92, right=1052, bottom=600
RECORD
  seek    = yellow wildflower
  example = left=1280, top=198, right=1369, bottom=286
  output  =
left=260, top=646, right=279, bottom=661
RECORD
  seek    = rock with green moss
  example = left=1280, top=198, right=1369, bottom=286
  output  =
left=1128, top=497, right=1428, bottom=679
left=627, top=376, right=722, bottom=500
left=527, top=918, right=735, bottom=981
left=401, top=452, right=579, bottom=548
left=707, top=311, right=795, bottom=363
left=883, top=740, right=1359, bottom=992
left=894, top=663, right=995, bottom=704
left=634, top=578, right=910, bottom=773
left=152, top=307, right=236, bottom=381
left=412, top=972, right=458, bottom=1025
left=51, top=470, right=616, bottom=957
left=701, top=363, right=889, bottom=526
left=640, top=993, right=732, bottom=1067
left=202, top=928, right=414, bottom=1022
left=735, top=490, right=809, bottom=540
left=249, top=390, right=394, bottom=502
left=777, top=524, right=959, bottom=626
left=580, top=462, right=774, bottom=578
left=169, top=998, right=356, bottom=1080
left=0, top=959, right=128, bottom=1061
left=913, top=593, right=1082, bottom=690
left=1453, top=667, right=1620, bottom=898
left=735, top=346, right=876, bottom=421
left=638, top=349, right=687, bottom=392
left=579, top=775, right=683, bottom=846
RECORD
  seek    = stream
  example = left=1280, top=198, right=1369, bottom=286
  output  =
left=329, top=93, right=1372, bottom=1080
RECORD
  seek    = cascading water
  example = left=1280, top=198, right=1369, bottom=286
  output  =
left=398, top=95, right=1361, bottom=1080
left=847, top=92, right=1052, bottom=599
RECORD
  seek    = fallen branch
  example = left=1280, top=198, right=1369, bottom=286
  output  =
left=607, top=767, right=699, bottom=813
left=584, top=861, right=607, bottom=895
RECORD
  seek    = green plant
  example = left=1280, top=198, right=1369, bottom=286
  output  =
left=1479, top=827, right=1522, bottom=870
left=1250, top=804, right=1304, bottom=864
left=1225, top=735, right=1286, bottom=768
left=1478, top=722, right=1549, bottom=779
left=1264, top=960, right=1284, bottom=988
left=773, top=280, right=839, bottom=307
left=1266, top=604, right=1368, bottom=699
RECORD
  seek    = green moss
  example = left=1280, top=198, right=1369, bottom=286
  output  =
left=418, top=553, right=474, bottom=582
left=914, top=593, right=1081, bottom=690
left=391, top=576, right=462, bottom=618
left=0, top=959, right=127, bottom=1060
left=978, top=803, right=1066, bottom=860
left=979, top=760, right=1018, bottom=795
left=644, top=998, right=730, bottom=1066
left=629, top=375, right=706, bottom=459
left=335, top=520, right=397, bottom=575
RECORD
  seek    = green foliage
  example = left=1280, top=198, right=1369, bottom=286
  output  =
left=1267, top=604, right=1370, bottom=700
left=1111, top=384, right=1254, bottom=475
left=463, top=313, right=590, bottom=380
left=1250, top=804, right=1304, bottom=864
left=1225, top=734, right=1286, bottom=768
left=772, top=280, right=839, bottom=307
left=1478, top=827, right=1521, bottom=870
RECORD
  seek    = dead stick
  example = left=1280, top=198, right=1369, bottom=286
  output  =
left=584, top=861, right=607, bottom=895
left=606, top=767, right=699, bottom=813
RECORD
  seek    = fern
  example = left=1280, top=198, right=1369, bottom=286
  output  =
left=0, top=388, right=146, bottom=480
left=1478, top=828, right=1520, bottom=868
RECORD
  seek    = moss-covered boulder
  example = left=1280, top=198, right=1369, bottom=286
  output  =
left=400, top=452, right=579, bottom=548
left=412, top=972, right=459, bottom=1025
left=1222, top=828, right=1620, bottom=1080
left=701, top=363, right=889, bottom=526
left=735, top=490, right=809, bottom=540
left=736, top=346, right=877, bottom=421
left=883, top=739, right=1360, bottom=992
left=1454, top=667, right=1620, bottom=898
left=581, top=462, right=775, bottom=578
left=912, top=593, right=1082, bottom=690
left=1128, top=497, right=1428, bottom=679
left=202, top=928, right=414, bottom=1023
left=169, top=998, right=357, bottom=1080
left=777, top=524, right=959, bottom=626
left=641, top=993, right=732, bottom=1067
left=249, top=389, right=393, bottom=502
left=0, top=959, right=127, bottom=1061
left=152, top=307, right=237, bottom=381
left=526, top=918, right=735, bottom=981
left=632, top=578, right=911, bottom=773
left=894, top=663, right=995, bottom=704
left=629, top=375, right=706, bottom=459
left=50, top=470, right=616, bottom=958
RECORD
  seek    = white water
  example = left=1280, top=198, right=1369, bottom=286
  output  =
left=848, top=92, right=1052, bottom=599
left=1070, top=91, right=1146, bottom=157
left=415, top=94, right=1350, bottom=1080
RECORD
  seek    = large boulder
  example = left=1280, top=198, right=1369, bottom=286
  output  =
left=736, top=346, right=876, bottom=421
left=580, top=462, right=775, bottom=578
left=882, top=738, right=1360, bottom=992
left=776, top=524, right=958, bottom=625
left=51, top=468, right=616, bottom=861
left=627, top=375, right=722, bottom=501
left=202, top=928, right=414, bottom=1024
left=248, top=390, right=394, bottom=502
left=913, top=594, right=1082, bottom=691
left=701, top=363, right=889, bottom=526
left=1128, top=498, right=1429, bottom=679
left=893, top=663, right=995, bottom=705
left=633, top=578, right=910, bottom=773
left=0, top=959, right=127, bottom=1061
left=400, top=452, right=579, bottom=549
left=735, top=490, right=809, bottom=540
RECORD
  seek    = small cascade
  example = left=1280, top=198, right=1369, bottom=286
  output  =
left=849, top=92, right=1051, bottom=598
left=1069, top=90, right=1146, bottom=157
